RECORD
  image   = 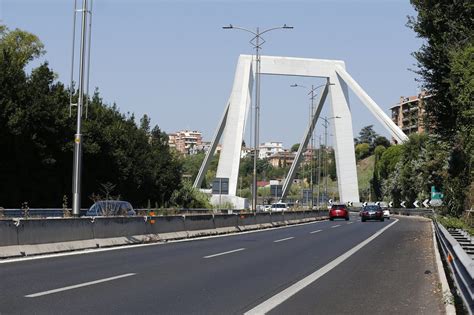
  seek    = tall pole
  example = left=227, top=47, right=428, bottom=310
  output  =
left=324, top=118, right=328, bottom=208
left=72, top=0, right=88, bottom=216
left=317, top=135, right=322, bottom=208
left=252, top=27, right=260, bottom=212
left=310, top=86, right=315, bottom=209
left=223, top=24, right=293, bottom=211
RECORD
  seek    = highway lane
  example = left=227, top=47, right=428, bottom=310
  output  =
left=0, top=215, right=443, bottom=314
left=269, top=216, right=445, bottom=315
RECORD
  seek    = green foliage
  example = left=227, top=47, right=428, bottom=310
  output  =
left=437, top=216, right=474, bottom=236
left=355, top=125, right=378, bottom=146
left=291, top=143, right=300, bottom=152
left=408, top=1, right=473, bottom=215
left=170, top=181, right=211, bottom=209
left=0, top=25, right=182, bottom=208
left=355, top=143, right=370, bottom=160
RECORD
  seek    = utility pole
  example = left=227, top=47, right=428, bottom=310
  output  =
left=223, top=24, right=293, bottom=212
left=71, top=0, right=90, bottom=216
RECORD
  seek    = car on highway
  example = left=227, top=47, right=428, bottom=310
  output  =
left=329, top=203, right=349, bottom=221
left=383, top=208, right=390, bottom=219
left=360, top=205, right=384, bottom=222
left=85, top=200, right=136, bottom=217
left=271, top=202, right=288, bottom=212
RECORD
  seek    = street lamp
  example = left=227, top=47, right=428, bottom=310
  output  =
left=290, top=82, right=334, bottom=209
left=318, top=115, right=341, bottom=208
left=223, top=24, right=293, bottom=211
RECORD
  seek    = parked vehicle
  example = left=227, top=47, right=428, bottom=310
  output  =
left=271, top=203, right=288, bottom=212
left=383, top=209, right=390, bottom=219
left=360, top=205, right=384, bottom=222
left=329, top=204, right=349, bottom=221
left=85, top=200, right=135, bottom=217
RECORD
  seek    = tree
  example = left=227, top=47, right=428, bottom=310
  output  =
left=408, top=1, right=473, bottom=215
left=355, top=143, right=370, bottom=161
left=355, top=125, right=378, bottom=146
left=291, top=143, right=300, bottom=152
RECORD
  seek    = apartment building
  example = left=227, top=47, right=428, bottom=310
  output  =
left=390, top=91, right=430, bottom=140
left=168, top=130, right=203, bottom=155
left=259, top=141, right=284, bottom=159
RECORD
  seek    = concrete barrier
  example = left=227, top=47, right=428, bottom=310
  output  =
left=0, top=220, right=18, bottom=247
left=213, top=214, right=239, bottom=234
left=0, top=211, right=329, bottom=259
left=17, top=218, right=94, bottom=244
left=270, top=212, right=285, bottom=227
left=145, top=216, right=187, bottom=241
left=184, top=214, right=216, bottom=237
left=93, top=217, right=147, bottom=247
left=255, top=213, right=273, bottom=228
left=237, top=213, right=258, bottom=230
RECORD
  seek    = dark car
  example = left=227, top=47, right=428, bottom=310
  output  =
left=360, top=205, right=384, bottom=222
left=86, top=200, right=135, bottom=217
left=329, top=204, right=349, bottom=221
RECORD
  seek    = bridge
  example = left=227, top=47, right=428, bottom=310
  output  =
left=193, top=55, right=408, bottom=208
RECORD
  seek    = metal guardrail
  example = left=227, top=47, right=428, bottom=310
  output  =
left=435, top=221, right=474, bottom=313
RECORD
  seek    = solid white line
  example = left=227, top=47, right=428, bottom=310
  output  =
left=244, top=219, right=399, bottom=315
left=310, top=230, right=323, bottom=234
left=273, top=237, right=295, bottom=243
left=203, top=248, right=245, bottom=259
left=25, top=273, right=136, bottom=298
left=331, top=225, right=341, bottom=228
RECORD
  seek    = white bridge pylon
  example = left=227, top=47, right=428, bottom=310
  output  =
left=194, top=55, right=408, bottom=206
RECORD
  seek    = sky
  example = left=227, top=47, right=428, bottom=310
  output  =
left=1, top=0, right=423, bottom=149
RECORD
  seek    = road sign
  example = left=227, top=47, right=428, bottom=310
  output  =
left=363, top=202, right=368, bottom=207
left=271, top=185, right=283, bottom=198
left=413, top=200, right=419, bottom=208
left=423, top=199, right=430, bottom=208
left=375, top=201, right=380, bottom=206
left=212, top=178, right=229, bottom=195
left=388, top=201, right=393, bottom=208
left=328, top=199, right=333, bottom=204
left=401, top=201, right=406, bottom=208
left=430, top=199, right=443, bottom=207
left=347, top=201, right=353, bottom=207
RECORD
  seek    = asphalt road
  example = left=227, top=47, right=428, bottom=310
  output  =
left=0, top=215, right=444, bottom=314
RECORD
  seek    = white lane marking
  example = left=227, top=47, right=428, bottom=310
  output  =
left=273, top=237, right=295, bottom=243
left=310, top=230, right=323, bottom=234
left=203, top=248, right=245, bottom=259
left=25, top=273, right=136, bottom=298
left=1, top=220, right=327, bottom=265
left=245, top=219, right=399, bottom=315
left=331, top=225, right=341, bottom=228
left=347, top=222, right=354, bottom=225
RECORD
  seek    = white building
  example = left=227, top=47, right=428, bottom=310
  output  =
left=259, top=141, right=284, bottom=159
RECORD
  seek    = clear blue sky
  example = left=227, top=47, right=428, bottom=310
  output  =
left=1, top=0, right=422, bottom=148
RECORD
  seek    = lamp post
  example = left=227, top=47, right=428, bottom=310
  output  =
left=223, top=24, right=293, bottom=211
left=290, top=83, right=333, bottom=209
left=72, top=0, right=90, bottom=216
left=318, top=115, right=341, bottom=207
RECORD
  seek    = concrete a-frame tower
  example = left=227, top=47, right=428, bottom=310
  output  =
left=194, top=55, right=407, bottom=208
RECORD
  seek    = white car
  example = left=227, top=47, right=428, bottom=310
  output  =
left=271, top=203, right=288, bottom=212
left=383, top=209, right=390, bottom=219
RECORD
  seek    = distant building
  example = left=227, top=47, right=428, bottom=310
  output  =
left=390, top=91, right=430, bottom=140
left=197, top=141, right=222, bottom=155
left=168, top=130, right=203, bottom=155
left=268, top=151, right=296, bottom=168
left=259, top=141, right=284, bottom=159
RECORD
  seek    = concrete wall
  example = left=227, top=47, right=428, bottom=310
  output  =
left=0, top=211, right=326, bottom=258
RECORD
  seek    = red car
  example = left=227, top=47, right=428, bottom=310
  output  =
left=329, top=204, right=349, bottom=221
